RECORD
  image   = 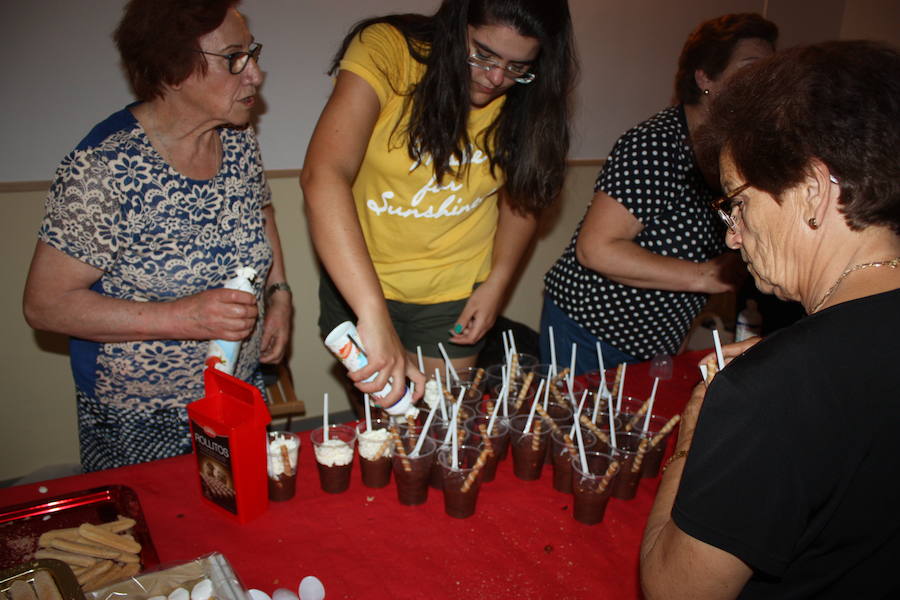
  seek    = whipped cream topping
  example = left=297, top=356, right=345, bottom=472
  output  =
left=358, top=427, right=391, bottom=460
left=267, top=433, right=300, bottom=476
left=314, top=438, right=354, bottom=466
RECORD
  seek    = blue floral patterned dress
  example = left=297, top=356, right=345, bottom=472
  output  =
left=39, top=106, right=273, bottom=472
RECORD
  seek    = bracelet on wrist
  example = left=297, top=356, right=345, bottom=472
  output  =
left=662, top=449, right=689, bottom=474
left=266, top=282, right=292, bottom=300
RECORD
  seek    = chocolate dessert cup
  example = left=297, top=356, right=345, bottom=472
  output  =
left=267, top=431, right=300, bottom=501
left=392, top=433, right=437, bottom=505
left=356, top=419, right=393, bottom=488
left=571, top=451, right=618, bottom=525
left=426, top=420, right=470, bottom=490
left=600, top=431, right=643, bottom=500
left=438, top=444, right=484, bottom=518
left=463, top=415, right=510, bottom=482
left=508, top=414, right=551, bottom=481
left=550, top=427, right=597, bottom=494
left=311, top=424, right=357, bottom=494
left=633, top=414, right=672, bottom=478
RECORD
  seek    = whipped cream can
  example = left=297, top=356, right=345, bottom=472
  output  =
left=207, top=267, right=257, bottom=375
left=324, top=321, right=413, bottom=416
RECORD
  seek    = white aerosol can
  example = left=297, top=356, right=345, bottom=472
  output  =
left=206, top=267, right=257, bottom=375
left=324, top=321, right=413, bottom=416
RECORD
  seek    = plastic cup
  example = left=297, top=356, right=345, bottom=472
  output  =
left=311, top=424, right=356, bottom=494
left=484, top=353, right=539, bottom=393
left=448, top=367, right=487, bottom=407
left=437, top=444, right=484, bottom=518
left=508, top=414, right=551, bottom=481
left=426, top=420, right=470, bottom=489
left=392, top=433, right=437, bottom=505
left=356, top=419, right=392, bottom=488
left=550, top=427, right=597, bottom=494
left=633, top=415, right=672, bottom=478
left=614, top=395, right=643, bottom=419
left=266, top=431, right=300, bottom=501
left=571, top=452, right=618, bottom=525
left=600, top=431, right=643, bottom=500
left=463, top=416, right=510, bottom=483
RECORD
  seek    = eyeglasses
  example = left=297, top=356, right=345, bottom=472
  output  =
left=712, top=174, right=840, bottom=233
left=712, top=182, right=751, bottom=233
left=197, top=42, right=262, bottom=75
left=467, top=52, right=535, bottom=84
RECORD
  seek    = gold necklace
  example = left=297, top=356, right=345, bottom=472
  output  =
left=811, top=257, right=900, bottom=313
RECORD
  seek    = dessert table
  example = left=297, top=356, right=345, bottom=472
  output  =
left=0, top=351, right=707, bottom=600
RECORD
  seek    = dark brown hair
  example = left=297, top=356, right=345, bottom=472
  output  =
left=699, top=40, right=900, bottom=234
left=329, top=0, right=576, bottom=215
left=674, top=13, right=777, bottom=105
left=114, top=0, right=237, bottom=101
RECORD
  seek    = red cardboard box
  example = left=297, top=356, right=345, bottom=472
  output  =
left=187, top=368, right=271, bottom=523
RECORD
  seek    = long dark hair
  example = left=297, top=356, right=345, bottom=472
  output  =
left=329, top=0, right=576, bottom=215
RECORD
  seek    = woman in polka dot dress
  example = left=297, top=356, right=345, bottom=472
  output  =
left=541, top=13, right=777, bottom=373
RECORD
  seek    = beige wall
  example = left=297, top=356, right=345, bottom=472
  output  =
left=0, top=165, right=598, bottom=481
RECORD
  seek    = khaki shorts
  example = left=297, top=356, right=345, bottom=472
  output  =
left=318, top=272, right=485, bottom=359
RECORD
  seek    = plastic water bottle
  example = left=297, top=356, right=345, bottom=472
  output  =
left=735, top=299, right=763, bottom=342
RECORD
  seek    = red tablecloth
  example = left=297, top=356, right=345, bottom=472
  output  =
left=0, top=351, right=706, bottom=600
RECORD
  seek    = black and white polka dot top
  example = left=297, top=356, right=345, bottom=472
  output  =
left=544, top=105, right=726, bottom=360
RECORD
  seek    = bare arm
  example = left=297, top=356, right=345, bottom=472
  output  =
left=23, top=241, right=257, bottom=343
left=300, top=70, right=425, bottom=403
left=259, top=204, right=293, bottom=364
left=450, top=192, right=538, bottom=345
left=575, top=190, right=742, bottom=293
left=639, top=382, right=753, bottom=599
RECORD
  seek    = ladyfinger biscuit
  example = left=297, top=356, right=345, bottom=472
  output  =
left=115, top=551, right=140, bottom=564
left=34, top=548, right=97, bottom=568
left=76, top=559, right=113, bottom=586
left=78, top=523, right=141, bottom=554
left=82, top=562, right=140, bottom=592
left=48, top=537, right=121, bottom=559
left=32, top=570, right=64, bottom=600
left=8, top=580, right=38, bottom=600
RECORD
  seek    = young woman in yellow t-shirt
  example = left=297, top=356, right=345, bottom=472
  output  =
left=302, top=0, right=576, bottom=407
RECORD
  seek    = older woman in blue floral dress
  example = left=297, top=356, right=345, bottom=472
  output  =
left=22, top=0, right=292, bottom=472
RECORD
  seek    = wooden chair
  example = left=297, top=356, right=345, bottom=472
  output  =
left=263, top=362, right=306, bottom=430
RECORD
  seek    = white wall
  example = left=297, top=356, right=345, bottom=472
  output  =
left=7, top=0, right=881, bottom=183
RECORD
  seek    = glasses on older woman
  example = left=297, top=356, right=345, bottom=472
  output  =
left=467, top=53, right=536, bottom=84
left=712, top=174, right=840, bottom=233
left=712, top=183, right=751, bottom=233
left=197, top=41, right=262, bottom=75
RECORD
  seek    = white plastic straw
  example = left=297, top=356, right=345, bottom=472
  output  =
left=713, top=329, right=726, bottom=370
left=323, top=393, right=329, bottom=441
left=569, top=343, right=577, bottom=388
left=411, top=405, right=437, bottom=458
left=573, top=404, right=589, bottom=474
left=592, top=389, right=601, bottom=425
left=508, top=330, right=518, bottom=357
left=596, top=341, right=608, bottom=396
left=570, top=389, right=589, bottom=438
left=435, top=369, right=447, bottom=421
left=488, top=386, right=504, bottom=435
left=502, top=330, right=510, bottom=364
left=451, top=389, right=464, bottom=470
left=364, top=393, right=372, bottom=431
left=549, top=325, right=558, bottom=375
left=417, top=346, right=424, bottom=372
left=500, top=365, right=510, bottom=418
left=616, top=363, right=627, bottom=413
left=543, top=369, right=552, bottom=411
left=524, top=379, right=544, bottom=434
left=642, top=378, right=660, bottom=432
left=437, top=342, right=459, bottom=383
left=607, top=390, right=617, bottom=450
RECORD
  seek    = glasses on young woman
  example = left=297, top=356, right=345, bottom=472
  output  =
left=197, top=42, right=262, bottom=75
left=467, top=52, right=535, bottom=84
